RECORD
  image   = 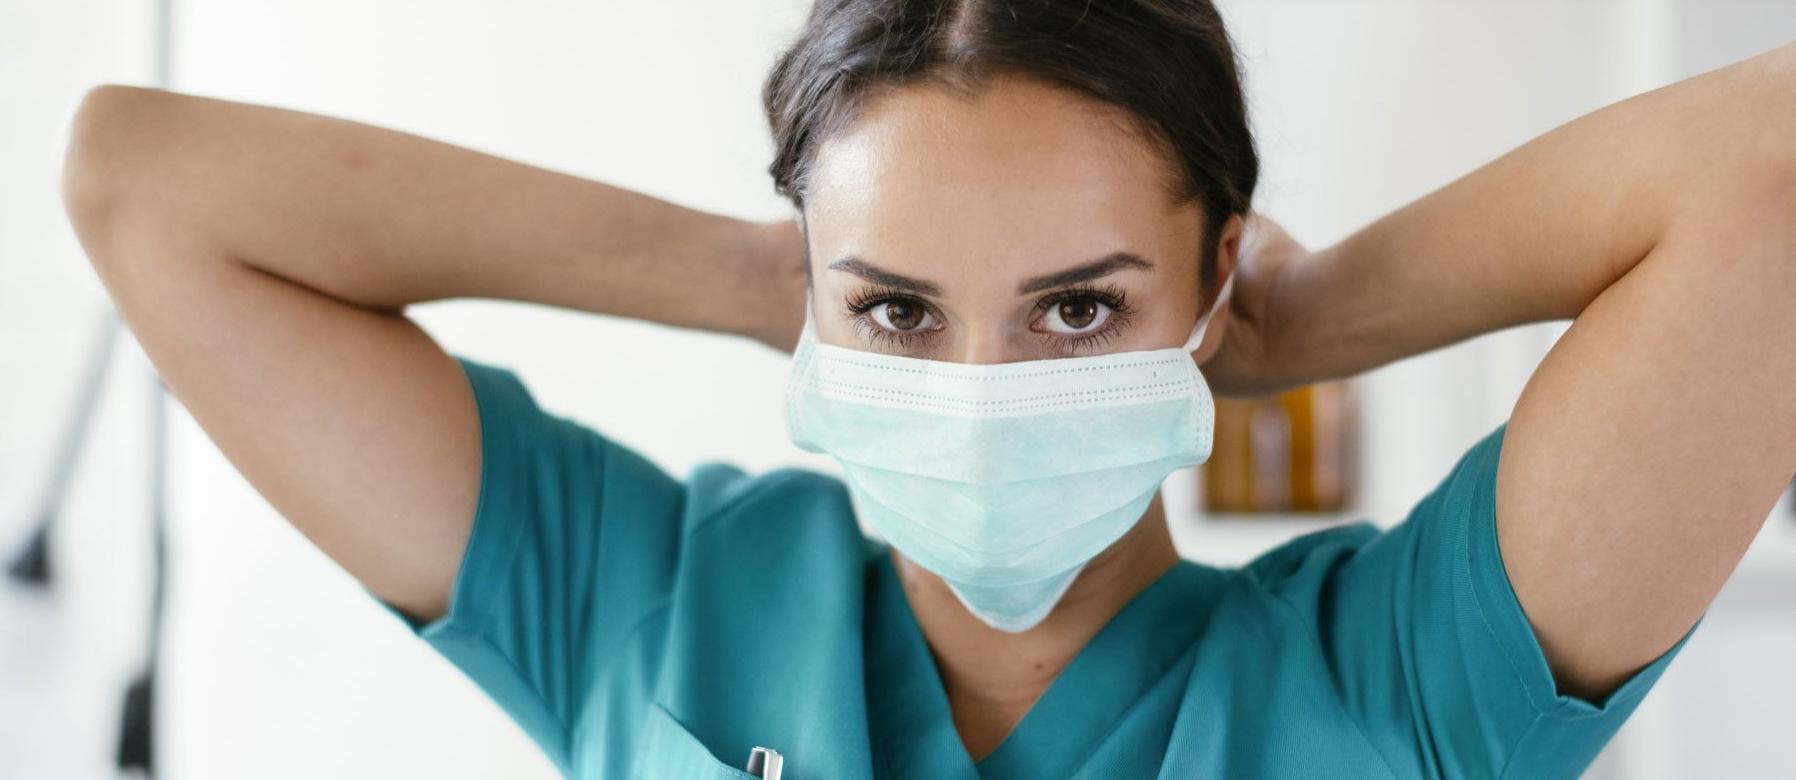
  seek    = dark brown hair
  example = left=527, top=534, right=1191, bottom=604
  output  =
left=761, top=0, right=1259, bottom=294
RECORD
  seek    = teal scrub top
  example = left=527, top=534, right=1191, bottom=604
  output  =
left=374, top=356, right=1702, bottom=779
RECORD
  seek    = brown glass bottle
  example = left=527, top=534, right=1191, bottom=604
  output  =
left=1201, top=381, right=1358, bottom=514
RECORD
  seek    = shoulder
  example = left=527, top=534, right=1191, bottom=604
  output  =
left=1229, top=423, right=1510, bottom=607
left=1236, top=520, right=1381, bottom=594
left=452, top=352, right=862, bottom=544
left=1243, top=424, right=1509, bottom=577
left=672, top=460, right=876, bottom=580
left=1197, top=519, right=1379, bottom=638
left=681, top=461, right=856, bottom=535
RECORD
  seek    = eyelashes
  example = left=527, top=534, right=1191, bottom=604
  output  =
left=842, top=285, right=938, bottom=350
left=1033, top=284, right=1132, bottom=350
left=840, top=282, right=1136, bottom=353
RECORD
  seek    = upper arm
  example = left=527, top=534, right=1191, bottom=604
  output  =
left=98, top=229, right=482, bottom=623
left=1308, top=42, right=1796, bottom=704
left=1497, top=174, right=1796, bottom=700
left=1494, top=54, right=1796, bottom=700
left=64, top=85, right=482, bottom=622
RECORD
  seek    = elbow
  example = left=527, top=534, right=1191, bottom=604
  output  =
left=61, top=85, right=171, bottom=248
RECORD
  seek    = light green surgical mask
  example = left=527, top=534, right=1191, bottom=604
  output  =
left=785, top=276, right=1233, bottom=632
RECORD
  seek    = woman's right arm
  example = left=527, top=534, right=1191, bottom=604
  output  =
left=59, top=84, right=805, bottom=624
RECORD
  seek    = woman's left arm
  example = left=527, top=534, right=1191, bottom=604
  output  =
left=1255, top=41, right=1796, bottom=702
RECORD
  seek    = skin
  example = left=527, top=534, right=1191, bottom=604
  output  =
left=61, top=37, right=1796, bottom=767
left=797, top=76, right=1240, bottom=756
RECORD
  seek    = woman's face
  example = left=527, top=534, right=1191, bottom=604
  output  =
left=802, top=74, right=1241, bottom=364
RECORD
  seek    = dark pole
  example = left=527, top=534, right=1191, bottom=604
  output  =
left=117, top=0, right=175, bottom=773
left=6, top=311, right=117, bottom=585
left=115, top=369, right=166, bottom=774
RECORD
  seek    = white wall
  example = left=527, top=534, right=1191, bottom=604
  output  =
left=1, top=1, right=163, bottom=778
left=3, top=1, right=1791, bottom=778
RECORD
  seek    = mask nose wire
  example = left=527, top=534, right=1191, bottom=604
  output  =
left=1181, top=272, right=1236, bottom=354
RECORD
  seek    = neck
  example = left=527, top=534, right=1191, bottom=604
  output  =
left=892, top=492, right=1181, bottom=761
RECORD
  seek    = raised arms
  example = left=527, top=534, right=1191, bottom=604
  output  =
left=1214, top=42, right=1796, bottom=701
left=59, top=85, right=804, bottom=623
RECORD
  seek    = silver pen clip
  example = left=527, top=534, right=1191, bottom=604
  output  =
left=745, top=746, right=783, bottom=780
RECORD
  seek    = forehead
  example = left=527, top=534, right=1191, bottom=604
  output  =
left=804, top=75, right=1197, bottom=277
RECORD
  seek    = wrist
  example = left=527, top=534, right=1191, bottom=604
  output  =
left=1279, top=238, right=1399, bottom=387
left=1262, top=244, right=1347, bottom=388
left=735, top=217, right=808, bottom=351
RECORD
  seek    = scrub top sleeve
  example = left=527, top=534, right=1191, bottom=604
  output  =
left=1320, top=423, right=1702, bottom=779
left=366, top=355, right=687, bottom=774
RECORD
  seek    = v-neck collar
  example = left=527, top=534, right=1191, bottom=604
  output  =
left=863, top=549, right=1224, bottom=780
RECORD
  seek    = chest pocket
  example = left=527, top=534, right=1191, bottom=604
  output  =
left=631, top=701, right=759, bottom=779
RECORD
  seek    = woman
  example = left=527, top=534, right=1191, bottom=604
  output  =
left=59, top=0, right=1794, bottom=776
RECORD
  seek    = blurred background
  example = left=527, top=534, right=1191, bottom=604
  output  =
left=3, top=0, right=1793, bottom=777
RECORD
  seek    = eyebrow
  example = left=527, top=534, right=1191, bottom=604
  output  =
left=825, top=250, right=1155, bottom=298
left=1016, top=252, right=1153, bottom=294
left=826, top=256, right=942, bottom=296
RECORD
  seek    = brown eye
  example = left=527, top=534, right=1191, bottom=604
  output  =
left=1041, top=297, right=1111, bottom=335
left=871, top=299, right=937, bottom=332
left=1058, top=300, right=1097, bottom=329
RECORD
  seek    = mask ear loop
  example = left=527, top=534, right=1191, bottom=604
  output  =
left=1181, top=272, right=1236, bottom=353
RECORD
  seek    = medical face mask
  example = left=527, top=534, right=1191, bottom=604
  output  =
left=784, top=275, right=1233, bottom=632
